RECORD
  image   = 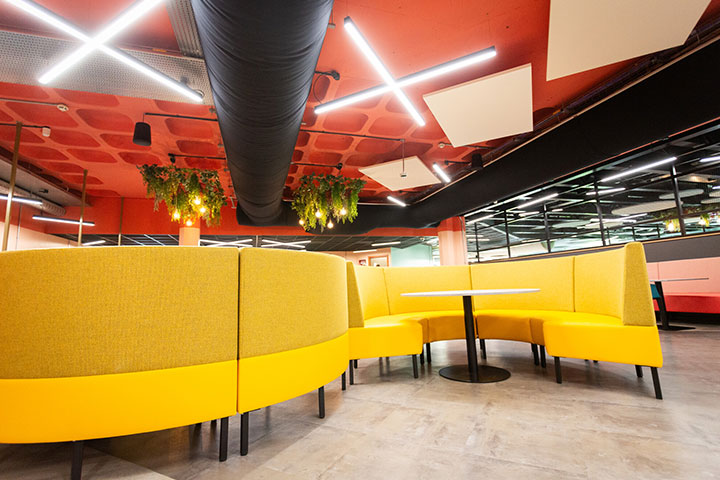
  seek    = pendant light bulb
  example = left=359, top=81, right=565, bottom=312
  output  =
left=299, top=218, right=305, bottom=226
left=340, top=207, right=347, bottom=216
left=315, top=210, right=322, bottom=218
left=327, top=220, right=334, bottom=228
left=193, top=197, right=202, bottom=205
left=172, top=210, right=180, bottom=220
left=185, top=219, right=193, bottom=227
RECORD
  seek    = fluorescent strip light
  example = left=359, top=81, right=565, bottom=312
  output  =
left=713, top=185, right=720, bottom=190
left=7, top=0, right=202, bottom=102
left=0, top=193, right=43, bottom=206
left=467, top=214, right=494, bottom=225
left=315, top=47, right=496, bottom=115
left=387, top=195, right=407, bottom=207
left=600, top=157, right=676, bottom=182
left=432, top=163, right=451, bottom=183
left=261, top=239, right=311, bottom=249
left=518, top=211, right=539, bottom=217
left=551, top=208, right=563, bottom=212
left=39, top=0, right=165, bottom=84
left=33, top=215, right=94, bottom=226
left=700, top=156, right=720, bottom=163
left=586, top=187, right=626, bottom=196
left=82, top=239, right=106, bottom=246
left=353, top=249, right=377, bottom=253
left=344, top=17, right=425, bottom=126
left=371, top=241, right=402, bottom=247
left=515, top=193, right=558, bottom=209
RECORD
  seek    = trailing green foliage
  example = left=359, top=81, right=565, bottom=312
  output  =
left=137, top=164, right=227, bottom=227
left=291, top=173, right=366, bottom=231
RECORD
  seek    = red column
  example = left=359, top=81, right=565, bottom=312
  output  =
left=438, top=217, right=467, bottom=266
left=178, top=226, right=200, bottom=246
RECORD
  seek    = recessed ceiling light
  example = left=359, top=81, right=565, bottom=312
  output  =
left=371, top=241, right=402, bottom=247
left=600, top=157, right=676, bottom=182
left=33, top=215, right=94, bottom=226
left=387, top=195, right=407, bottom=207
left=515, top=192, right=559, bottom=209
left=432, top=163, right=451, bottom=183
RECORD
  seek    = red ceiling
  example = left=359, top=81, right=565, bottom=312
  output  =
left=1, top=0, right=719, bottom=206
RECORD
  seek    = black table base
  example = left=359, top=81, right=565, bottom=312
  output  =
left=658, top=324, right=695, bottom=331
left=439, top=364, right=511, bottom=383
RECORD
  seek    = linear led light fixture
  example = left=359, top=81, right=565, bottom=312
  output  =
left=261, top=239, right=311, bottom=249
left=586, top=187, right=626, bottom=196
left=33, top=215, right=94, bottom=226
left=515, top=192, right=559, bottom=210
left=200, top=238, right=253, bottom=247
left=0, top=193, right=43, bottom=206
left=387, top=195, right=407, bottom=207
left=353, top=248, right=377, bottom=253
left=82, top=239, right=106, bottom=246
left=713, top=185, right=720, bottom=190
left=38, top=0, right=165, bottom=84
left=371, top=241, right=402, bottom=247
left=600, top=157, right=676, bottom=182
left=340, top=17, right=425, bottom=126
left=316, top=46, right=496, bottom=117
left=518, top=211, right=540, bottom=217
left=551, top=208, right=563, bottom=212
left=432, top=163, right=451, bottom=183
left=467, top=214, right=494, bottom=225
left=6, top=0, right=202, bottom=102
left=700, top=155, right=720, bottom=163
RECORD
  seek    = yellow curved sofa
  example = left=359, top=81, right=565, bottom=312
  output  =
left=1, top=246, right=351, bottom=477
left=237, top=248, right=349, bottom=454
left=346, top=243, right=664, bottom=398
left=0, top=247, right=239, bottom=477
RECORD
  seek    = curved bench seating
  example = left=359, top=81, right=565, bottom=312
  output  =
left=1, top=246, right=351, bottom=477
left=346, top=242, right=664, bottom=398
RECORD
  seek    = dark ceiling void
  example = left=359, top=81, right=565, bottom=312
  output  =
left=191, top=0, right=334, bottom=224
left=236, top=37, right=720, bottom=235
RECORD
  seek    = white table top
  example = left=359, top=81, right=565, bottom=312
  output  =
left=402, top=288, right=539, bottom=297
left=650, top=277, right=709, bottom=283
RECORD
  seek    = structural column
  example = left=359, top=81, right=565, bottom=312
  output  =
left=438, top=217, right=467, bottom=266
left=178, top=226, right=200, bottom=246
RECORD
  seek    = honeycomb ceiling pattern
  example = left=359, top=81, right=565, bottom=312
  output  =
left=1, top=0, right=719, bottom=206
left=0, top=82, right=230, bottom=199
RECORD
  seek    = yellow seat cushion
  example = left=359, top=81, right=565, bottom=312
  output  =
left=544, top=320, right=662, bottom=367
left=415, top=310, right=465, bottom=343
left=474, top=309, right=534, bottom=343
left=528, top=311, right=622, bottom=345
left=349, top=316, right=423, bottom=359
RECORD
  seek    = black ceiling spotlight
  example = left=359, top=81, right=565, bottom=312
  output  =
left=168, top=153, right=177, bottom=164
left=314, top=70, right=340, bottom=81
left=133, top=120, right=152, bottom=146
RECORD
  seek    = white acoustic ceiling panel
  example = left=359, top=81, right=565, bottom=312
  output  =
left=359, top=156, right=440, bottom=191
left=546, top=0, right=711, bottom=80
left=423, top=64, right=533, bottom=147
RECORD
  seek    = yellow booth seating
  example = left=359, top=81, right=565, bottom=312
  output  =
left=237, top=248, right=349, bottom=455
left=0, top=247, right=239, bottom=478
left=347, top=243, right=663, bottom=398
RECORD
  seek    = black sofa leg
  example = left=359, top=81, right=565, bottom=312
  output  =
left=318, top=386, right=325, bottom=418
left=425, top=343, right=432, bottom=363
left=353, top=359, right=358, bottom=369
left=71, top=440, right=83, bottom=480
left=635, top=365, right=643, bottom=378
left=349, top=360, right=354, bottom=385
left=420, top=351, right=424, bottom=365
left=219, top=417, right=229, bottom=462
left=480, top=339, right=487, bottom=360
left=412, top=354, right=418, bottom=378
left=531, top=344, right=539, bottom=365
left=554, top=357, right=562, bottom=384
left=341, top=371, right=346, bottom=390
left=240, top=412, right=249, bottom=456
left=651, top=367, right=663, bottom=400
left=211, top=419, right=217, bottom=427
left=540, top=345, right=546, bottom=368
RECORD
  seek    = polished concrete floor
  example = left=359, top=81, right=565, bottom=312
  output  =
left=3, top=324, right=720, bottom=479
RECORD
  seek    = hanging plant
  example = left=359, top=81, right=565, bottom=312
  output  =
left=291, top=173, right=366, bottom=231
left=137, top=164, right=227, bottom=227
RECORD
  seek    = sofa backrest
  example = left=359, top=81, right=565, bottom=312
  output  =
left=574, top=242, right=655, bottom=326
left=0, top=247, right=238, bottom=379
left=239, top=248, right=348, bottom=357
left=384, top=265, right=471, bottom=314
left=346, top=263, right=390, bottom=326
left=470, top=256, right=574, bottom=311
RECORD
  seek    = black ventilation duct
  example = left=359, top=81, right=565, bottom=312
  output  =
left=191, top=0, right=333, bottom=224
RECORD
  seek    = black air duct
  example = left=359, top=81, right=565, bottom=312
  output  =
left=191, top=0, right=333, bottom=224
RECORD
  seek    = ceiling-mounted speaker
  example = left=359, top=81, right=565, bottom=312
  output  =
left=132, top=121, right=152, bottom=146
left=471, top=152, right=484, bottom=170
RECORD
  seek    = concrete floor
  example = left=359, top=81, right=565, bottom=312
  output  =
left=3, top=324, right=720, bottom=479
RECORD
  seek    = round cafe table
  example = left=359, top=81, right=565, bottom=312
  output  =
left=402, top=289, right=539, bottom=383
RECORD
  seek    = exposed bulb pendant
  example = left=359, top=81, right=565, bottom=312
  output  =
left=315, top=210, right=323, bottom=218
left=340, top=207, right=347, bottom=216
left=327, top=220, right=334, bottom=229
